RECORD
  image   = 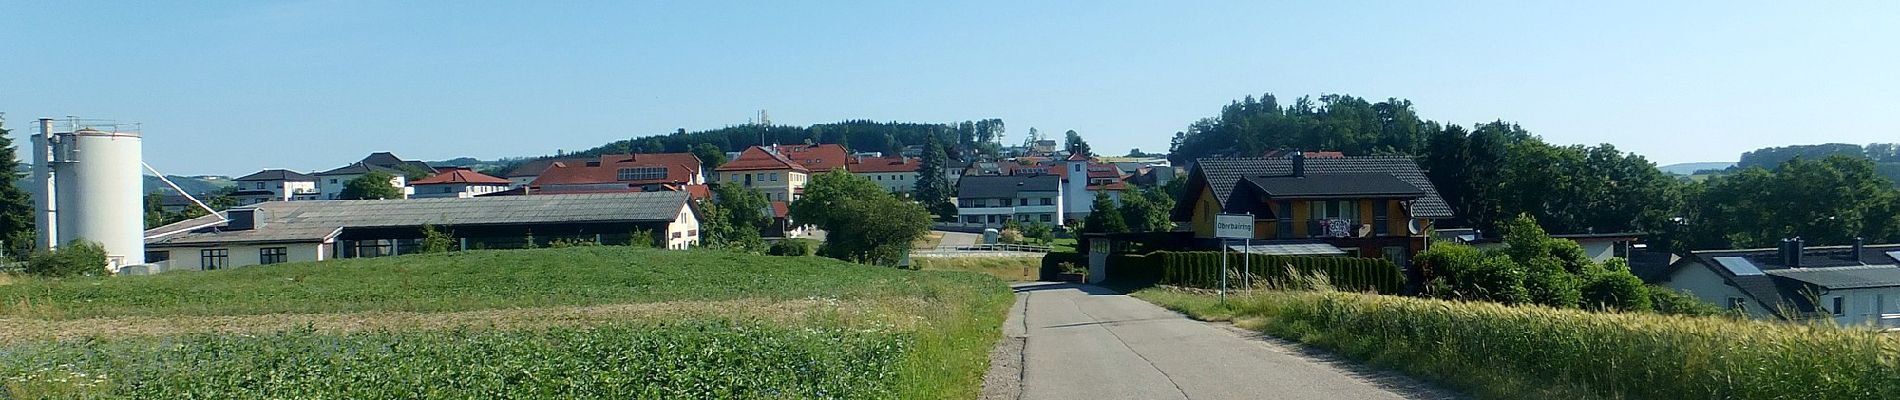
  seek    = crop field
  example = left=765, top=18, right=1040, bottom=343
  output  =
left=1135, top=287, right=1900, bottom=400
left=912, top=256, right=1040, bottom=281
left=0, top=247, right=1012, bottom=399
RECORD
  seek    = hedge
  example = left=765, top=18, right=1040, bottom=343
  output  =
left=1038, top=252, right=1086, bottom=281
left=1146, top=251, right=1403, bottom=294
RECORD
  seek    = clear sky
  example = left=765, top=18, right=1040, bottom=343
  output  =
left=3, top=1, right=1896, bottom=176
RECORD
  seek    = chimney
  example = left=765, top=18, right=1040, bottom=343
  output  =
left=1291, top=151, right=1306, bottom=177
left=1853, top=237, right=1866, bottom=263
left=1792, top=237, right=1805, bottom=268
left=1778, top=238, right=1793, bottom=266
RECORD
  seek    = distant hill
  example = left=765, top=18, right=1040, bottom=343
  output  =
left=11, top=166, right=233, bottom=197
left=1657, top=162, right=1735, bottom=175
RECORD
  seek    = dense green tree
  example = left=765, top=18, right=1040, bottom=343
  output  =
left=791, top=172, right=930, bottom=265
left=1581, top=259, right=1652, bottom=312
left=1681, top=156, right=1900, bottom=249
left=691, top=143, right=727, bottom=171
left=340, top=171, right=403, bottom=200
left=0, top=120, right=35, bottom=258
left=1023, top=222, right=1054, bottom=245
left=1119, top=187, right=1174, bottom=232
left=1082, top=194, right=1127, bottom=234
left=913, top=135, right=956, bottom=220
left=1064, top=130, right=1092, bottom=157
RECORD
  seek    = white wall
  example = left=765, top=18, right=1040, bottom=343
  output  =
left=1817, top=287, right=1900, bottom=329
left=146, top=242, right=326, bottom=271
left=409, top=183, right=510, bottom=199
left=853, top=171, right=916, bottom=193
left=318, top=173, right=409, bottom=199
left=1662, top=261, right=1774, bottom=319
left=665, top=203, right=700, bottom=249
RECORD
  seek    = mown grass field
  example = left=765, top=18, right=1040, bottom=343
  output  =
left=0, top=247, right=1012, bottom=399
left=912, top=257, right=1040, bottom=281
left=1135, top=287, right=1900, bottom=400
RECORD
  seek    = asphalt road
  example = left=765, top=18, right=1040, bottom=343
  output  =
left=989, top=283, right=1457, bottom=400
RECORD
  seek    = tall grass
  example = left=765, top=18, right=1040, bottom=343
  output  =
left=1136, top=288, right=1900, bottom=400
left=911, top=257, right=1040, bottom=281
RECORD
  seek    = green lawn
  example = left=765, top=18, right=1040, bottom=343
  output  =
left=913, top=256, right=1040, bottom=281
left=0, top=247, right=1012, bottom=399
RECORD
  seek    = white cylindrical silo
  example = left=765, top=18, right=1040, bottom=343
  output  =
left=51, top=128, right=145, bottom=270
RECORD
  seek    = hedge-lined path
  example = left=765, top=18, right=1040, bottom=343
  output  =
left=988, top=282, right=1456, bottom=400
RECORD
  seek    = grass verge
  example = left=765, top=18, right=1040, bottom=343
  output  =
left=912, top=257, right=1040, bottom=281
left=0, top=247, right=1011, bottom=399
left=1134, top=287, right=1900, bottom=400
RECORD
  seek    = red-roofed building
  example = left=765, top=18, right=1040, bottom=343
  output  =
left=713, top=146, right=811, bottom=202
left=846, top=156, right=920, bottom=193
left=408, top=168, right=513, bottom=199
left=527, top=153, right=704, bottom=194
left=773, top=144, right=851, bottom=172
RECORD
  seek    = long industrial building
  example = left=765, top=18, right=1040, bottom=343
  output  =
left=140, top=192, right=700, bottom=272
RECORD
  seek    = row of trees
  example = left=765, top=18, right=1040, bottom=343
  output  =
left=1168, top=92, right=1900, bottom=252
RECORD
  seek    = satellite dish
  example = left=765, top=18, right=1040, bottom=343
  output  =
left=1407, top=219, right=1423, bottom=235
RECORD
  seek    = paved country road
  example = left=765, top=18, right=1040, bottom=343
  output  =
left=982, top=283, right=1460, bottom=400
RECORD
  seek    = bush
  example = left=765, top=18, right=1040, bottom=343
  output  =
left=1521, top=256, right=1581, bottom=308
left=768, top=239, right=818, bottom=257
left=1427, top=248, right=1528, bottom=305
left=420, top=224, right=454, bottom=254
left=1648, top=286, right=1723, bottom=316
left=26, top=240, right=110, bottom=278
left=1146, top=252, right=1403, bottom=294
left=1580, top=269, right=1652, bottom=312
left=997, top=229, right=1024, bottom=244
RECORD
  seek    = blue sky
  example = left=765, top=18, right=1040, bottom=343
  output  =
left=3, top=1, right=1896, bottom=175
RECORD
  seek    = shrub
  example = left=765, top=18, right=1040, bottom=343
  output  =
left=767, top=239, right=818, bottom=256
left=997, top=229, right=1024, bottom=244
left=627, top=229, right=657, bottom=248
left=1580, top=268, right=1651, bottom=312
left=1521, top=256, right=1581, bottom=308
left=1648, top=286, right=1723, bottom=316
left=1430, top=252, right=1528, bottom=305
left=419, top=224, right=454, bottom=254
left=25, top=241, right=109, bottom=278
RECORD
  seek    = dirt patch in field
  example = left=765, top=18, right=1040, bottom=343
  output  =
left=0, top=297, right=926, bottom=343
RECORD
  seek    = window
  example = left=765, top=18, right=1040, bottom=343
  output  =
left=330, top=178, right=338, bottom=184
left=770, top=173, right=778, bottom=181
left=146, top=250, right=171, bottom=263
left=260, top=247, right=288, bottom=265
left=255, top=182, right=265, bottom=190
left=1382, top=246, right=1407, bottom=267
left=1276, top=201, right=1294, bottom=239
left=1019, top=198, right=1029, bottom=206
left=1829, top=296, right=1846, bottom=316
left=1040, top=214, right=1052, bottom=222
left=672, top=232, right=682, bottom=239
left=1726, top=297, right=1749, bottom=311
left=1041, top=197, right=1054, bottom=206
left=1373, top=200, right=1390, bottom=236
left=617, top=167, right=667, bottom=181
left=200, top=249, right=229, bottom=270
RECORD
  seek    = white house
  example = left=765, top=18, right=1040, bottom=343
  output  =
left=141, top=192, right=702, bottom=272
left=408, top=168, right=512, bottom=199
left=954, top=174, right=1063, bottom=227
left=231, top=169, right=319, bottom=205
left=1659, top=241, right=1900, bottom=329
left=846, top=156, right=919, bottom=194
left=315, top=163, right=411, bottom=200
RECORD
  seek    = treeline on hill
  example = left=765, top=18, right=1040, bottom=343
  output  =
left=1167, top=92, right=1900, bottom=252
left=1733, top=142, right=1900, bottom=186
left=496, top=119, right=1010, bottom=173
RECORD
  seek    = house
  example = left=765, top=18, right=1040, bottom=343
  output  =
left=314, top=152, right=433, bottom=199
left=772, top=143, right=851, bottom=172
left=1031, top=140, right=1059, bottom=154
left=407, top=168, right=512, bottom=199
left=528, top=153, right=704, bottom=192
left=139, top=192, right=701, bottom=272
left=954, top=175, right=1063, bottom=227
left=1659, top=240, right=1900, bottom=329
left=846, top=156, right=919, bottom=194
left=1172, top=153, right=1453, bottom=267
left=231, top=169, right=318, bottom=205
left=1056, top=153, right=1128, bottom=221
left=713, top=146, right=810, bottom=203
left=500, top=157, right=587, bottom=188
left=315, top=163, right=411, bottom=200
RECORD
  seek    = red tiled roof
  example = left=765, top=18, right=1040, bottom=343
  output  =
left=774, top=144, right=850, bottom=172
left=770, top=201, right=789, bottom=218
left=846, top=156, right=919, bottom=173
left=530, top=153, right=701, bottom=187
left=680, top=184, right=711, bottom=200
left=1066, top=152, right=1091, bottom=162
left=717, top=146, right=809, bottom=172
left=410, top=168, right=511, bottom=185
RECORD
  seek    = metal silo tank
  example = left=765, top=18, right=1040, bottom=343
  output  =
left=51, top=128, right=145, bottom=270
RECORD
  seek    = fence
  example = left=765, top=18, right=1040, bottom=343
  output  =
left=930, top=244, right=1052, bottom=253
left=1125, top=251, right=1403, bottom=294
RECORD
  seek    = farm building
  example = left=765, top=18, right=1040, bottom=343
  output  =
left=140, top=192, right=699, bottom=273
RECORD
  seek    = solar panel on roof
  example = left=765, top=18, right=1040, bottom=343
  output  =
left=1714, top=257, right=1764, bottom=276
left=1889, top=251, right=1900, bottom=263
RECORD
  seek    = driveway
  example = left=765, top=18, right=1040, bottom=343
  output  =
left=984, top=283, right=1458, bottom=400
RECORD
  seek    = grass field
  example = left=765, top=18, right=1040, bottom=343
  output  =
left=0, top=247, right=1012, bottom=399
left=912, top=257, right=1040, bottom=281
left=1135, top=287, right=1900, bottom=400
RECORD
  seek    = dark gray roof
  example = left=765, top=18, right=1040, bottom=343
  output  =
left=957, top=175, right=1059, bottom=199
left=1766, top=265, right=1900, bottom=289
left=1243, top=173, right=1424, bottom=199
left=236, top=169, right=316, bottom=182
left=145, top=192, right=691, bottom=246
left=316, top=162, right=406, bottom=176
left=1185, top=156, right=1452, bottom=219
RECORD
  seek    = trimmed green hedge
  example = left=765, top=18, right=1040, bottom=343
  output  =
left=1039, top=252, right=1086, bottom=281
left=1147, top=251, right=1402, bottom=294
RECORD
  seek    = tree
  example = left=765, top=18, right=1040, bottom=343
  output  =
left=913, top=135, right=956, bottom=220
left=691, top=143, right=728, bottom=171
left=882, top=133, right=902, bottom=157
left=1119, top=187, right=1173, bottom=232
left=700, top=184, right=769, bottom=252
left=0, top=119, right=35, bottom=258
left=1581, top=260, right=1652, bottom=312
left=792, top=172, right=930, bottom=265
left=1082, top=194, right=1127, bottom=233
left=340, top=171, right=403, bottom=200
left=1064, top=130, right=1092, bottom=157
left=420, top=224, right=454, bottom=253
left=1681, top=155, right=1900, bottom=249
left=1023, top=222, right=1054, bottom=245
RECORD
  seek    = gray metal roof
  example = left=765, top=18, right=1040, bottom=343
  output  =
left=1766, top=265, right=1900, bottom=289
left=1185, top=156, right=1452, bottom=219
left=146, top=192, right=691, bottom=246
left=316, top=162, right=406, bottom=176
left=235, top=169, right=316, bottom=182
left=957, top=175, right=1060, bottom=199
left=1227, top=241, right=1346, bottom=256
